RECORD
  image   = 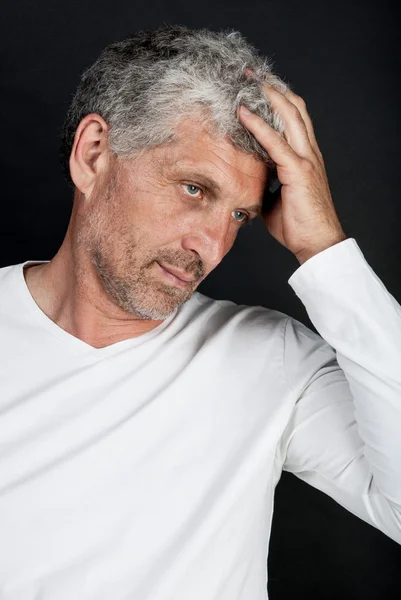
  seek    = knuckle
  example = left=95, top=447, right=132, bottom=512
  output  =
left=296, top=95, right=306, bottom=108
left=288, top=90, right=306, bottom=106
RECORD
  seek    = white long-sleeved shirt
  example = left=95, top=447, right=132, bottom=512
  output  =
left=0, top=237, right=400, bottom=600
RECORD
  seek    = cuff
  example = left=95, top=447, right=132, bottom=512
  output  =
left=288, top=238, right=370, bottom=296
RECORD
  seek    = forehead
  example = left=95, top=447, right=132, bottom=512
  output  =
left=157, top=117, right=268, bottom=200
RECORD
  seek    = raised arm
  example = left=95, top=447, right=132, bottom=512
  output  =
left=277, top=238, right=401, bottom=544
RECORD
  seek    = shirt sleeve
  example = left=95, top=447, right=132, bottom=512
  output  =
left=278, top=237, right=401, bottom=545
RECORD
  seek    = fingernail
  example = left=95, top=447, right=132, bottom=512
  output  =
left=240, top=105, right=251, bottom=116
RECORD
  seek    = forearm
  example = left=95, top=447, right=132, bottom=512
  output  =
left=290, top=238, right=401, bottom=498
left=284, top=238, right=401, bottom=541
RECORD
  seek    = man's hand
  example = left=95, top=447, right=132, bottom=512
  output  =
left=238, top=81, right=347, bottom=265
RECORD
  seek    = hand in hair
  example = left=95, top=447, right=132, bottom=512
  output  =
left=238, top=83, right=347, bottom=265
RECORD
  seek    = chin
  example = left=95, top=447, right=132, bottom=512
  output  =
left=116, top=282, right=194, bottom=320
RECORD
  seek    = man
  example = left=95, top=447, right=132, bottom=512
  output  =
left=0, top=24, right=400, bottom=600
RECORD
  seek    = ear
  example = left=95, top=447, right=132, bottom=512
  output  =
left=69, top=113, right=110, bottom=198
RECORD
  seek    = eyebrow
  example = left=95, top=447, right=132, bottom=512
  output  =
left=182, top=172, right=221, bottom=195
left=180, top=171, right=263, bottom=216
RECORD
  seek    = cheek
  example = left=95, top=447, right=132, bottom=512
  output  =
left=151, top=220, right=186, bottom=245
left=111, top=212, right=180, bottom=253
left=113, top=186, right=192, bottom=247
left=145, top=201, right=191, bottom=241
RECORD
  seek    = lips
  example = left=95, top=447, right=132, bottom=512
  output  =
left=158, top=262, right=196, bottom=283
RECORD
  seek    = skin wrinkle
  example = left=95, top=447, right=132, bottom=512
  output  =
left=159, top=123, right=266, bottom=215
left=32, top=27, right=291, bottom=348
left=162, top=168, right=263, bottom=218
left=25, top=28, right=347, bottom=350
left=60, top=27, right=290, bottom=192
left=24, top=116, right=268, bottom=349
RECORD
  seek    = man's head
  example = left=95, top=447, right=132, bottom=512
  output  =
left=60, top=26, right=289, bottom=320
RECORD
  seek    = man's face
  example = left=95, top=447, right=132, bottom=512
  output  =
left=77, top=117, right=268, bottom=320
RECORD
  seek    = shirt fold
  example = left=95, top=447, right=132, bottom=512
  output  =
left=281, top=238, right=401, bottom=544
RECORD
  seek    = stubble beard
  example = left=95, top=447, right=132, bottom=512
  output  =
left=74, top=182, right=197, bottom=321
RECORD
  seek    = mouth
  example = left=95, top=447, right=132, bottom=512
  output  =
left=156, top=262, right=195, bottom=288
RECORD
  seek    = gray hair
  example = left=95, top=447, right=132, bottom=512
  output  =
left=60, top=25, right=291, bottom=191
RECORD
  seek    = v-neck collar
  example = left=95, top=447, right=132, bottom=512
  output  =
left=14, top=260, right=180, bottom=358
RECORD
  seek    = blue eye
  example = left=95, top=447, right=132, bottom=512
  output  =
left=232, top=210, right=249, bottom=224
left=184, top=184, right=202, bottom=196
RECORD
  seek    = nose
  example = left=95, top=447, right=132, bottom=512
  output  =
left=181, top=213, right=235, bottom=270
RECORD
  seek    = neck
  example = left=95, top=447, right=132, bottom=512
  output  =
left=24, top=225, right=164, bottom=349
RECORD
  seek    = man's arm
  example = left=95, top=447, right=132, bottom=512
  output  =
left=238, top=71, right=401, bottom=542
left=276, top=237, right=401, bottom=544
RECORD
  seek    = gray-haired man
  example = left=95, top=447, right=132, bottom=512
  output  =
left=0, top=25, right=400, bottom=600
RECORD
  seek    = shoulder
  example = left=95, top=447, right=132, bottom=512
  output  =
left=0, top=263, right=18, bottom=281
left=0, top=262, right=21, bottom=298
left=191, top=290, right=290, bottom=344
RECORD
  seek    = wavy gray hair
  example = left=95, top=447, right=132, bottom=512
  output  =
left=60, top=25, right=291, bottom=192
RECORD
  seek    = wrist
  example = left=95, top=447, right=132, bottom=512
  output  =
left=295, top=234, right=347, bottom=265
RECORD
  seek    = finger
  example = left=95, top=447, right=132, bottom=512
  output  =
left=245, top=69, right=325, bottom=167
left=238, top=106, right=302, bottom=183
left=279, top=87, right=325, bottom=166
left=260, top=83, right=316, bottom=160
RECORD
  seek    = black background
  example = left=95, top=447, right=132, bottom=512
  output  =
left=1, top=1, right=400, bottom=598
